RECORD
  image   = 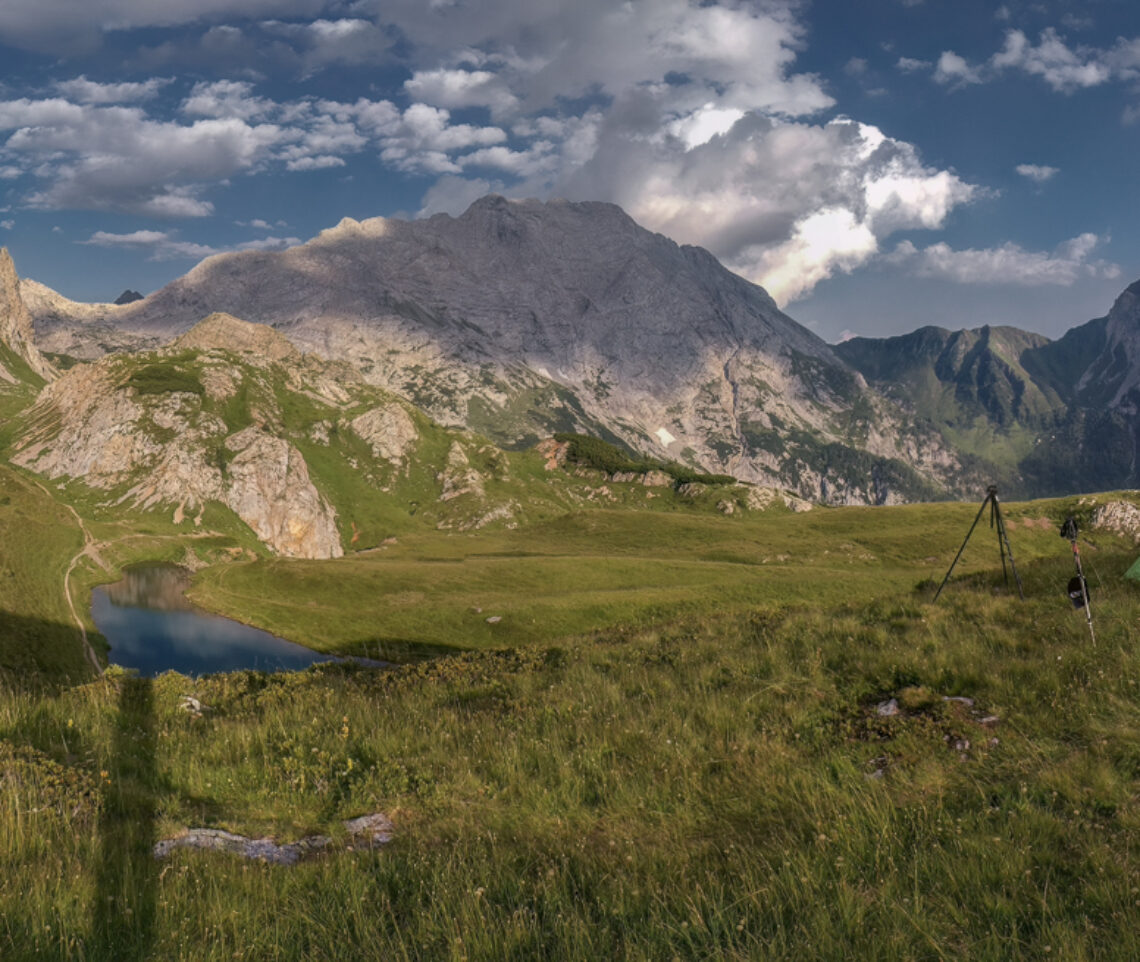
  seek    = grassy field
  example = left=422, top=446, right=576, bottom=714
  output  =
left=188, top=498, right=1106, bottom=660
left=2, top=482, right=1140, bottom=959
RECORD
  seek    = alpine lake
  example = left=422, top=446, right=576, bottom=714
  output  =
left=90, top=562, right=384, bottom=677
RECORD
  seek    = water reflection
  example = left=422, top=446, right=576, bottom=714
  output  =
left=92, top=563, right=348, bottom=678
left=103, top=563, right=195, bottom=612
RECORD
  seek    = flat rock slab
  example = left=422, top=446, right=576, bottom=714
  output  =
left=154, top=812, right=393, bottom=865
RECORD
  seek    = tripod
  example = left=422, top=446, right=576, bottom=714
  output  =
left=934, top=486, right=1024, bottom=602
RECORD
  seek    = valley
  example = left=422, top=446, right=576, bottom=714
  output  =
left=2, top=197, right=1140, bottom=958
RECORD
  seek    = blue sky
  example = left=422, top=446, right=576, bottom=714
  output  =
left=0, top=0, right=1138, bottom=342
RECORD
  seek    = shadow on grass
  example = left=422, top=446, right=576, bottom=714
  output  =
left=0, top=609, right=98, bottom=694
left=91, top=675, right=157, bottom=961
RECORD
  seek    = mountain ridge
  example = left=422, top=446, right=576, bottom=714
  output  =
left=10, top=195, right=966, bottom=505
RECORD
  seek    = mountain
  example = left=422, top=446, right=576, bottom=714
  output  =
left=6, top=311, right=814, bottom=558
left=17, top=196, right=965, bottom=504
left=837, top=284, right=1140, bottom=496
left=0, top=249, right=54, bottom=385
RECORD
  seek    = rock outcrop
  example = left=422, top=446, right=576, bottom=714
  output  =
left=350, top=403, right=419, bottom=468
left=0, top=249, right=55, bottom=381
left=223, top=427, right=343, bottom=559
left=11, top=341, right=344, bottom=560
left=1090, top=500, right=1140, bottom=544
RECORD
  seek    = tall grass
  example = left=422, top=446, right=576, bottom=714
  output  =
left=3, top=487, right=1140, bottom=958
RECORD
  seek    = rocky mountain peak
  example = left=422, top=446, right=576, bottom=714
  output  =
left=10, top=197, right=965, bottom=503
left=0, top=248, right=55, bottom=382
left=1074, top=276, right=1140, bottom=408
left=173, top=312, right=300, bottom=365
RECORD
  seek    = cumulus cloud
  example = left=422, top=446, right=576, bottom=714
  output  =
left=0, top=0, right=334, bottom=53
left=181, top=80, right=274, bottom=120
left=260, top=18, right=395, bottom=74
left=418, top=174, right=502, bottom=218
left=914, top=27, right=1137, bottom=93
left=0, top=98, right=286, bottom=216
left=933, top=51, right=983, bottom=86
left=553, top=112, right=976, bottom=304
left=233, top=234, right=301, bottom=250
left=0, top=220, right=13, bottom=230
left=81, top=229, right=218, bottom=260
left=896, top=56, right=931, bottom=72
left=1015, top=163, right=1059, bottom=182
left=887, top=232, right=1120, bottom=285
left=992, top=28, right=1111, bottom=91
left=404, top=69, right=519, bottom=117
left=55, top=76, right=172, bottom=104
left=81, top=227, right=300, bottom=259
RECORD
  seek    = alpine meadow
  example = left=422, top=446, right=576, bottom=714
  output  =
left=4, top=1, right=1140, bottom=959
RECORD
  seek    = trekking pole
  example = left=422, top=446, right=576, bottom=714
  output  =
left=1061, top=517, right=1095, bottom=643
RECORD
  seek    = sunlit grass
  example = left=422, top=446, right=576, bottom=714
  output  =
left=2, top=483, right=1140, bottom=958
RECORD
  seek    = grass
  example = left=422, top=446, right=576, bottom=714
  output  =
left=187, top=499, right=1093, bottom=660
left=3, top=480, right=1140, bottom=958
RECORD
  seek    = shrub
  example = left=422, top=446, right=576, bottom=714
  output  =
left=128, top=362, right=205, bottom=397
left=553, top=433, right=736, bottom=485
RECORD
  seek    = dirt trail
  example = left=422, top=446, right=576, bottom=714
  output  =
left=38, top=483, right=107, bottom=674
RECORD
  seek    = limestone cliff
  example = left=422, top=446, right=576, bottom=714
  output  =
left=0, top=249, right=55, bottom=381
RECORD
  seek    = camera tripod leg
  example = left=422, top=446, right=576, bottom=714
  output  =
left=934, top=493, right=992, bottom=602
left=992, top=497, right=1024, bottom=601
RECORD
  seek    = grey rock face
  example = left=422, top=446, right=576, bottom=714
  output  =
left=10, top=318, right=345, bottom=560
left=350, top=403, right=419, bottom=469
left=20, top=197, right=962, bottom=504
left=0, top=248, right=55, bottom=381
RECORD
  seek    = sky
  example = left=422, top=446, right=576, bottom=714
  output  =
left=1, top=0, right=1139, bottom=343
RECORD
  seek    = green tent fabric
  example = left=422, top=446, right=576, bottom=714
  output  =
left=1125, top=556, right=1140, bottom=581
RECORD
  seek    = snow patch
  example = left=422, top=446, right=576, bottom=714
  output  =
left=655, top=427, right=677, bottom=447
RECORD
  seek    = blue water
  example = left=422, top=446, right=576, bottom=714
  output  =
left=91, top=563, right=347, bottom=678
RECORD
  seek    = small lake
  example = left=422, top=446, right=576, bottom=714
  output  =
left=91, top=563, right=353, bottom=678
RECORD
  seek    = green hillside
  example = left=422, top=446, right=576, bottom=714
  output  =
left=3, top=471, right=1140, bottom=958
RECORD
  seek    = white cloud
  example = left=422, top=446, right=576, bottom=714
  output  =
left=0, top=220, right=13, bottom=230
left=992, top=28, right=1111, bottom=91
left=81, top=229, right=218, bottom=260
left=418, top=174, right=501, bottom=218
left=81, top=227, right=301, bottom=259
left=887, top=232, right=1119, bottom=285
left=404, top=69, right=519, bottom=116
left=285, top=154, right=345, bottom=171
left=920, top=27, right=1133, bottom=94
left=666, top=103, right=745, bottom=149
left=0, top=0, right=334, bottom=53
left=555, top=113, right=976, bottom=304
left=933, top=51, right=983, bottom=86
left=361, top=0, right=833, bottom=118
left=1015, top=163, right=1059, bottom=183
left=181, top=80, right=273, bottom=120
left=55, top=75, right=171, bottom=104
left=0, top=96, right=288, bottom=216
left=234, top=234, right=301, bottom=250
left=738, top=207, right=879, bottom=304
left=0, top=166, right=23, bottom=179
left=260, top=18, right=395, bottom=74
left=896, top=56, right=931, bottom=72
left=459, top=144, right=556, bottom=176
